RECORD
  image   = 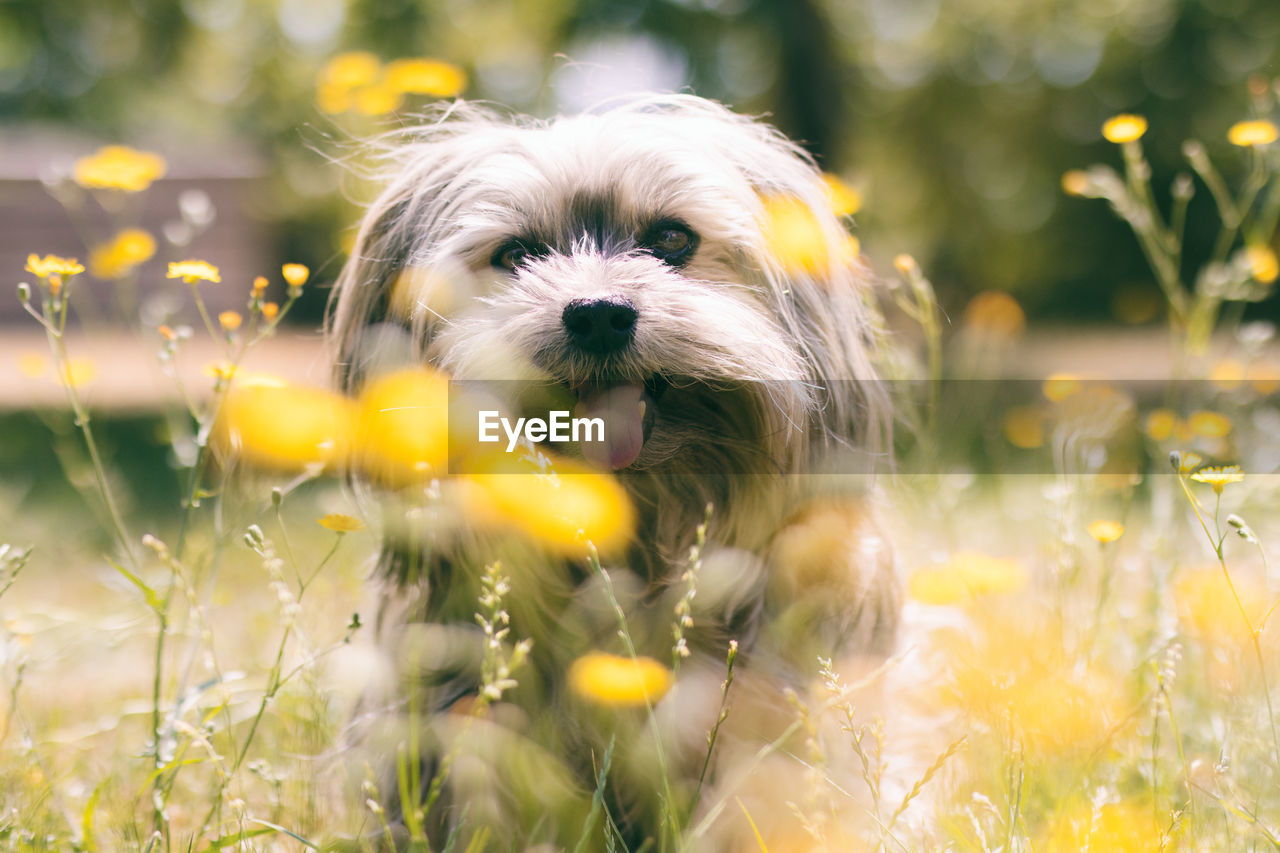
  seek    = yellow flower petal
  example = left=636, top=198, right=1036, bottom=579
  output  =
left=1143, top=408, right=1177, bottom=441
left=1188, top=410, right=1231, bottom=438
left=1087, top=519, right=1125, bottom=544
left=1190, top=465, right=1244, bottom=493
left=167, top=260, right=221, bottom=284
left=282, top=263, right=310, bottom=287
left=213, top=378, right=355, bottom=472
left=1102, top=114, right=1148, bottom=143
left=25, top=254, right=85, bottom=279
left=962, top=290, right=1025, bottom=338
left=820, top=172, right=861, bottom=217
left=1245, top=246, right=1279, bottom=284
left=73, top=145, right=167, bottom=192
left=908, top=552, right=1026, bottom=605
left=218, top=311, right=242, bottom=332
left=568, top=652, right=673, bottom=707
left=318, top=513, right=366, bottom=532
left=353, top=367, right=452, bottom=486
left=1003, top=406, right=1044, bottom=449
left=382, top=58, right=467, bottom=97
left=1227, top=119, right=1279, bottom=147
left=1042, top=373, right=1081, bottom=402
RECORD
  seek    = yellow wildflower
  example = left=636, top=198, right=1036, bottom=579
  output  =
left=1042, top=800, right=1166, bottom=853
left=1188, top=410, right=1231, bottom=438
left=1245, top=246, right=1279, bottom=284
left=1210, top=358, right=1244, bottom=390
left=352, top=84, right=404, bottom=116
left=1227, top=119, right=1279, bottom=147
left=353, top=367, right=451, bottom=486
left=1087, top=519, right=1125, bottom=544
left=261, top=302, right=280, bottom=321
left=1173, top=450, right=1202, bottom=474
left=383, top=57, right=467, bottom=97
left=962, top=290, right=1025, bottom=338
left=1247, top=361, right=1280, bottom=394
left=89, top=228, right=156, bottom=279
left=167, top=260, right=221, bottom=284
left=893, top=253, right=917, bottom=274
left=1060, top=169, right=1090, bottom=196
left=58, top=359, right=97, bottom=389
left=251, top=275, right=268, bottom=295
left=282, top=263, right=310, bottom=287
left=204, top=362, right=237, bottom=382
left=319, top=52, right=380, bottom=90
left=820, top=172, right=861, bottom=216
left=568, top=652, right=673, bottom=708
left=1102, top=114, right=1148, bottom=143
left=18, top=352, right=47, bottom=378
left=908, top=552, right=1026, bottom=605
left=158, top=325, right=177, bottom=342
left=759, top=194, right=851, bottom=273
left=213, top=377, right=355, bottom=471
left=316, top=82, right=354, bottom=115
left=1175, top=567, right=1268, bottom=647
left=25, top=254, right=84, bottom=280
left=318, top=513, right=366, bottom=532
left=1190, top=465, right=1244, bottom=493
left=1042, top=372, right=1081, bottom=402
left=73, top=145, right=166, bottom=192
left=1002, top=406, right=1044, bottom=449
left=1143, top=408, right=1177, bottom=441
left=218, top=311, right=242, bottom=332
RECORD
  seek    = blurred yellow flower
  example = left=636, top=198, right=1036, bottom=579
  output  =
left=760, top=194, right=849, bottom=274
left=1003, top=406, right=1044, bottom=449
left=1248, top=361, right=1280, bottom=394
left=383, top=57, right=467, bottom=96
left=1188, top=410, right=1231, bottom=438
left=17, top=352, right=46, bottom=378
left=205, top=362, right=237, bottom=382
left=213, top=376, right=355, bottom=472
left=353, top=367, right=451, bottom=486
left=1209, top=358, right=1244, bottom=390
left=316, top=82, right=353, bottom=115
left=1175, top=567, right=1268, bottom=646
left=820, top=172, right=861, bottom=216
left=962, top=290, right=1025, bottom=338
left=353, top=84, right=404, bottom=116
left=318, top=513, right=366, bottom=532
left=282, top=263, right=310, bottom=287
left=1060, top=169, right=1090, bottom=196
left=1190, top=465, right=1244, bottom=493
left=1227, top=119, right=1279, bottom=147
left=1245, top=246, right=1279, bottom=283
left=1042, top=373, right=1081, bottom=402
left=1087, top=519, right=1125, bottom=544
left=25, top=254, right=84, bottom=279
left=908, top=551, right=1026, bottom=605
left=465, top=451, right=634, bottom=557
left=318, top=51, right=380, bottom=91
left=168, top=260, right=221, bottom=284
left=251, top=275, right=268, bottom=295
left=218, top=311, right=242, bottom=332
left=158, top=325, right=177, bottom=342
left=942, top=616, right=1125, bottom=754
left=1042, top=800, right=1166, bottom=853
left=58, top=358, right=97, bottom=389
left=1102, top=114, right=1148, bottom=143
left=1173, top=450, right=1202, bottom=474
left=261, top=302, right=280, bottom=321
left=1143, top=408, right=1177, bottom=441
left=568, top=652, right=673, bottom=707
left=73, top=145, right=166, bottom=192
left=89, top=229, right=156, bottom=279
left=893, top=253, right=917, bottom=274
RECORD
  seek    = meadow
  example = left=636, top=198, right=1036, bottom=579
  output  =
left=3, top=78, right=1280, bottom=851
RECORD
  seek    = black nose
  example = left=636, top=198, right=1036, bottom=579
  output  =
left=562, top=298, right=638, bottom=355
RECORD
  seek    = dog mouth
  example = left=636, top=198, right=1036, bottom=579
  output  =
left=567, top=376, right=666, bottom=470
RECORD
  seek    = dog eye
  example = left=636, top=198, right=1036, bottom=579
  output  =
left=640, top=222, right=698, bottom=266
left=492, top=240, right=545, bottom=271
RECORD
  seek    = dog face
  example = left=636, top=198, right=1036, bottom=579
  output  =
left=329, top=95, right=884, bottom=485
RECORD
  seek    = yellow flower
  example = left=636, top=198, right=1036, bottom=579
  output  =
left=1042, top=372, right=1081, bottom=402
left=218, top=311, right=242, bottom=332
left=261, top=302, right=279, bottom=321
left=908, top=552, right=1026, bottom=605
left=167, top=260, right=221, bottom=284
left=73, top=145, right=166, bottom=192
left=1002, top=406, right=1044, bottom=449
left=316, top=81, right=354, bottom=114
left=318, top=513, right=366, bottom=532
left=962, top=290, right=1025, bottom=338
left=1227, top=119, right=1279, bottom=147
left=58, top=358, right=97, bottom=389
left=1087, top=519, right=1125, bottom=544
left=353, top=367, right=452, bottom=486
left=1188, top=410, right=1231, bottom=438
left=1173, top=450, right=1202, bottom=474
left=18, top=352, right=47, bottom=378
left=1190, top=465, right=1244, bottom=493
left=252, top=275, right=268, bottom=295
left=820, top=172, right=861, bottom=216
left=1247, top=361, right=1280, bottom=394
left=568, top=652, right=673, bottom=708
left=464, top=452, right=635, bottom=557
left=352, top=84, right=404, bottom=116
left=158, top=325, right=177, bottom=342
left=282, top=263, right=310, bottom=287
left=1042, top=800, right=1166, bottom=853
left=1245, top=246, right=1279, bottom=284
left=89, top=228, right=156, bottom=279
left=319, top=52, right=380, bottom=89
left=759, top=194, right=853, bottom=274
left=1060, top=169, right=1090, bottom=196
left=1210, top=358, right=1244, bottom=390
left=893, top=253, right=917, bottom=274
left=1143, top=408, right=1177, bottom=441
left=25, top=254, right=85, bottom=280
left=213, top=376, right=355, bottom=472
left=205, top=362, right=237, bottom=382
left=1175, top=567, right=1268, bottom=647
left=383, top=58, right=467, bottom=97
left=1102, top=114, right=1148, bottom=143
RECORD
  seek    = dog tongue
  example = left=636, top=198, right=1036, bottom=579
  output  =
left=574, top=382, right=648, bottom=470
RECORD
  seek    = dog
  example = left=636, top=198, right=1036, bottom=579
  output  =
left=327, top=94, right=900, bottom=850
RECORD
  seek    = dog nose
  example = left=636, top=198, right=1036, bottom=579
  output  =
left=562, top=298, right=638, bottom=355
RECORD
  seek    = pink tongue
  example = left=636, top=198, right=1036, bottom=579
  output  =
left=574, top=383, right=647, bottom=470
